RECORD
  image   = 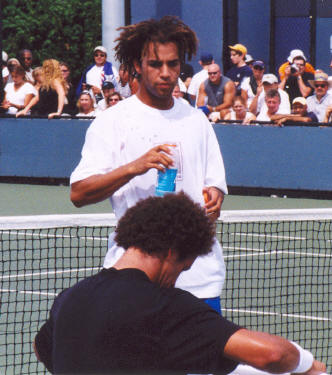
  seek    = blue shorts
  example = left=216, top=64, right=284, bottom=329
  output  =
left=202, top=297, right=222, bottom=315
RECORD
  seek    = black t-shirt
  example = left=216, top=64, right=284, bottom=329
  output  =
left=35, top=268, right=241, bottom=374
left=284, top=72, right=314, bottom=103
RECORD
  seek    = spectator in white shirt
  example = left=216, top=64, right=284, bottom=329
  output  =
left=96, top=81, right=115, bottom=112
left=241, top=60, right=265, bottom=108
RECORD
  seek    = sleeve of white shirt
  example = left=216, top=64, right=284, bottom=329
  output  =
left=279, top=89, right=291, bottom=114
left=204, top=121, right=228, bottom=194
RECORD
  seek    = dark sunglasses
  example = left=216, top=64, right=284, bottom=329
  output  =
left=315, top=84, right=327, bottom=88
left=94, top=53, right=106, bottom=57
left=208, top=71, right=219, bottom=75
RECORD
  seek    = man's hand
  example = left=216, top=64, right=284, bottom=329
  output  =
left=294, top=359, right=326, bottom=375
left=128, top=144, right=174, bottom=176
left=202, top=186, right=224, bottom=222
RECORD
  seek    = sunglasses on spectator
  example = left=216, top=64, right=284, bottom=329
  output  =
left=94, top=53, right=106, bottom=57
left=110, top=98, right=119, bottom=102
left=208, top=71, right=219, bottom=75
left=314, top=84, right=327, bottom=88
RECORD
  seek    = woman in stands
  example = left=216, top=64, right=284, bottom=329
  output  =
left=224, top=96, right=256, bottom=124
left=16, top=59, right=67, bottom=118
left=76, top=91, right=96, bottom=117
left=1, top=65, right=36, bottom=115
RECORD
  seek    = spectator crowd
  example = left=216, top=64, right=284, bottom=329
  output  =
left=1, top=44, right=332, bottom=125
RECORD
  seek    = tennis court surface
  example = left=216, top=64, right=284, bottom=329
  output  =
left=1, top=208, right=332, bottom=374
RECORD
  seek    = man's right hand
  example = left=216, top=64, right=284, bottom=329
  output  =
left=128, top=144, right=174, bottom=176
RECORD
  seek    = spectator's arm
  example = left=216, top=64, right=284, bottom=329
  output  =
left=249, top=85, right=263, bottom=115
left=214, top=81, right=236, bottom=112
left=16, top=92, right=39, bottom=117
left=297, top=75, right=312, bottom=98
left=48, top=79, right=65, bottom=119
left=323, top=105, right=332, bottom=123
left=196, top=82, right=207, bottom=107
left=240, top=88, right=248, bottom=103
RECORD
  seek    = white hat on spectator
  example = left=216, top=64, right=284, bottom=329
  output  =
left=262, top=73, right=278, bottom=84
left=292, top=97, right=307, bottom=106
left=287, top=49, right=306, bottom=63
left=94, top=46, right=107, bottom=55
left=245, top=54, right=254, bottom=64
left=2, top=51, right=8, bottom=63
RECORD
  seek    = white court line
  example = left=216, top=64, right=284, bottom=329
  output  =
left=223, top=307, right=332, bottom=322
left=224, top=248, right=332, bottom=259
left=2, top=230, right=108, bottom=242
left=0, top=267, right=101, bottom=280
left=0, top=288, right=57, bottom=297
left=228, top=232, right=306, bottom=241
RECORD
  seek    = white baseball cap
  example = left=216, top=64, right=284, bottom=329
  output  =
left=94, top=46, right=107, bottom=54
left=287, top=49, right=306, bottom=63
left=262, top=73, right=278, bottom=84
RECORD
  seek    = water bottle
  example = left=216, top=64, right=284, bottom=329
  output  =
left=155, top=144, right=180, bottom=197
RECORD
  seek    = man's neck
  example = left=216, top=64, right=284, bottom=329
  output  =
left=236, top=61, right=246, bottom=68
left=136, top=87, right=174, bottom=110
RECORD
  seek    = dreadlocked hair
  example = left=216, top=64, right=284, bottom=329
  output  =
left=114, top=16, right=198, bottom=75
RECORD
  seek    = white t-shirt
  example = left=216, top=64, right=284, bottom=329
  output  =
left=71, top=95, right=228, bottom=298
left=256, top=88, right=290, bottom=117
left=241, top=76, right=256, bottom=107
left=187, top=69, right=208, bottom=100
left=86, top=64, right=119, bottom=89
left=4, top=82, right=36, bottom=114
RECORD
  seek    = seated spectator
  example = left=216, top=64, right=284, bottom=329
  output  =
left=106, top=91, right=122, bottom=107
left=76, top=91, right=96, bottom=117
left=32, top=67, right=43, bottom=90
left=16, top=59, right=67, bottom=119
left=256, top=89, right=282, bottom=122
left=226, top=44, right=252, bottom=93
left=76, top=46, right=118, bottom=104
left=17, top=49, right=34, bottom=83
left=249, top=73, right=290, bottom=117
left=223, top=96, right=256, bottom=124
left=97, top=81, right=115, bottom=111
left=272, top=97, right=319, bottom=125
left=1, top=65, right=36, bottom=115
left=116, top=64, right=131, bottom=99
left=180, top=62, right=194, bottom=89
left=187, top=52, right=214, bottom=104
left=279, top=49, right=315, bottom=81
left=241, top=60, right=265, bottom=108
left=245, top=54, right=254, bottom=69
left=279, top=54, right=313, bottom=103
left=306, top=71, right=332, bottom=122
left=60, top=62, right=77, bottom=115
left=172, top=84, right=190, bottom=105
left=196, top=63, right=235, bottom=119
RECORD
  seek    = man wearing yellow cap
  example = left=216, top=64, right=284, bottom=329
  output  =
left=226, top=44, right=253, bottom=93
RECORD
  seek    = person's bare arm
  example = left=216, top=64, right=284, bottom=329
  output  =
left=214, top=81, right=236, bottom=112
left=196, top=82, right=207, bottom=107
left=48, top=79, right=65, bottom=118
left=224, top=328, right=326, bottom=374
left=297, top=75, right=312, bottom=98
left=249, top=84, right=263, bottom=115
left=16, top=92, right=39, bottom=117
left=71, top=145, right=173, bottom=207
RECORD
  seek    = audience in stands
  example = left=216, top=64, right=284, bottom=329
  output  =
left=106, top=91, right=122, bottom=107
left=96, top=81, right=115, bottom=112
left=60, top=62, right=77, bottom=115
left=187, top=52, right=214, bottom=104
left=256, top=89, right=282, bottom=122
left=116, top=64, right=131, bottom=99
left=17, top=49, right=34, bottom=84
left=278, top=49, right=315, bottom=82
left=278, top=53, right=313, bottom=103
left=241, top=60, right=265, bottom=108
left=17, top=59, right=67, bottom=118
left=249, top=73, right=290, bottom=117
left=76, top=91, right=96, bottom=117
left=272, top=97, right=319, bottom=126
left=76, top=46, right=118, bottom=104
left=1, top=64, right=36, bottom=115
left=226, top=44, right=252, bottom=93
left=306, top=72, right=332, bottom=122
left=196, top=63, right=235, bottom=120
left=224, top=96, right=256, bottom=124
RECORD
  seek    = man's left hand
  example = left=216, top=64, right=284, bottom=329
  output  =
left=202, top=186, right=224, bottom=222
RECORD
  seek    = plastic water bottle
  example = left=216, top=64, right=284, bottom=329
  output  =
left=155, top=145, right=179, bottom=197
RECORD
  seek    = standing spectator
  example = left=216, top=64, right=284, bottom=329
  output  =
left=76, top=91, right=96, bottom=117
left=241, top=60, right=265, bottom=107
left=279, top=55, right=313, bottom=103
left=96, top=81, right=115, bottom=111
left=60, top=62, right=76, bottom=115
left=278, top=49, right=315, bottom=82
left=106, top=91, right=122, bottom=107
left=249, top=73, right=290, bottom=117
left=70, top=16, right=228, bottom=317
left=197, top=63, right=235, bottom=119
left=224, top=96, right=256, bottom=124
left=116, top=64, right=131, bottom=99
left=306, top=71, right=332, bottom=122
left=187, top=52, right=214, bottom=104
left=17, top=59, right=67, bottom=119
left=76, top=46, right=118, bottom=103
left=226, top=44, right=252, bottom=93
left=17, top=49, right=34, bottom=83
left=1, top=64, right=36, bottom=115
left=256, top=89, right=282, bottom=122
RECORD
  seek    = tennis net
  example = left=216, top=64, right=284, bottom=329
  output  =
left=1, top=209, right=332, bottom=374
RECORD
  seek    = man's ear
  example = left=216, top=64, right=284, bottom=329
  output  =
left=133, top=59, right=142, bottom=75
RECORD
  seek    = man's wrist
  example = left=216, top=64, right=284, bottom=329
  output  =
left=291, top=342, right=314, bottom=373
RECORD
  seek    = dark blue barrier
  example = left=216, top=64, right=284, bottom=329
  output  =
left=1, top=118, right=331, bottom=195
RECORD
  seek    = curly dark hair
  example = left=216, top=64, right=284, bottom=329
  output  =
left=114, top=16, right=198, bottom=75
left=115, top=192, right=215, bottom=261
